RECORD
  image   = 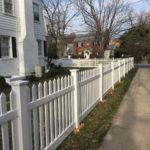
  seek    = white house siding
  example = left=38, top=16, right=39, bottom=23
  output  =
left=39, top=57, right=47, bottom=67
left=0, top=0, right=47, bottom=76
left=0, top=0, right=19, bottom=76
left=0, top=0, right=17, bottom=34
left=33, top=0, right=47, bottom=40
left=0, top=0, right=38, bottom=76
left=33, top=0, right=47, bottom=67
left=16, top=0, right=39, bottom=76
left=0, top=58, right=19, bottom=76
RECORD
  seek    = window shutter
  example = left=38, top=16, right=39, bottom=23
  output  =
left=12, top=37, right=17, bottom=58
left=0, top=45, right=1, bottom=58
left=44, top=41, right=47, bottom=57
left=77, top=43, right=78, bottom=47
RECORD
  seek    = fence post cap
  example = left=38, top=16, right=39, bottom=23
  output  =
left=10, top=80, right=29, bottom=86
left=70, top=69, right=79, bottom=73
left=98, top=64, right=103, bottom=67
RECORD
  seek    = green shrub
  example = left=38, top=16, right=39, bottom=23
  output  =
left=0, top=76, right=9, bottom=87
left=26, top=75, right=38, bottom=82
left=44, top=68, right=61, bottom=78
left=44, top=65, right=70, bottom=78
left=50, top=63, right=56, bottom=68
left=0, top=76, right=6, bottom=85
left=114, top=47, right=126, bottom=58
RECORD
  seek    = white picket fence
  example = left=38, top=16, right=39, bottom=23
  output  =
left=53, top=57, right=133, bottom=68
left=0, top=58, right=134, bottom=150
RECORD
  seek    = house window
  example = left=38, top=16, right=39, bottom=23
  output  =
left=37, top=40, right=42, bottom=56
left=4, top=0, right=13, bottom=14
left=87, top=42, right=90, bottom=46
left=78, top=42, right=83, bottom=47
left=0, top=36, right=10, bottom=58
left=33, top=3, right=40, bottom=22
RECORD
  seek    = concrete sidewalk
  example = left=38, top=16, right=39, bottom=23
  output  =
left=99, top=68, right=150, bottom=150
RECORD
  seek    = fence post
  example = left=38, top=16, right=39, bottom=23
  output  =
left=127, top=58, right=129, bottom=73
left=132, top=57, right=134, bottom=69
left=95, top=58, right=97, bottom=66
left=126, top=59, right=127, bottom=74
left=111, top=61, right=114, bottom=89
left=10, top=81, right=32, bottom=150
left=98, top=64, right=103, bottom=101
left=130, top=58, right=131, bottom=70
left=79, top=58, right=81, bottom=67
left=123, top=59, right=126, bottom=77
left=130, top=58, right=131, bottom=69
left=118, top=60, right=121, bottom=82
left=70, top=69, right=80, bottom=128
left=128, top=58, right=131, bottom=71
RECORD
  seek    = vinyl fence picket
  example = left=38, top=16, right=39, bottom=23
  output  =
left=44, top=81, right=50, bottom=147
left=68, top=76, right=71, bottom=125
left=64, top=76, right=68, bottom=128
left=49, top=80, right=54, bottom=142
left=38, top=83, right=44, bottom=150
left=53, top=79, right=58, bottom=138
left=57, top=78, right=61, bottom=135
left=71, top=76, right=74, bottom=124
left=61, top=78, right=65, bottom=132
left=0, top=93, right=10, bottom=150
left=10, top=91, right=19, bottom=150
left=32, top=84, right=39, bottom=150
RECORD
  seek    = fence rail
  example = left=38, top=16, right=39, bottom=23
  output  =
left=0, top=58, right=134, bottom=150
left=53, top=57, right=134, bottom=68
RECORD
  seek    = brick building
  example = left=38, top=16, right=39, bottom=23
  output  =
left=65, top=34, right=101, bottom=57
left=73, top=34, right=100, bottom=56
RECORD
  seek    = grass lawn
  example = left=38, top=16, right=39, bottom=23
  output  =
left=57, top=68, right=137, bottom=150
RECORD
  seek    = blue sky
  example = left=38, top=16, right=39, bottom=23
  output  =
left=130, top=0, right=150, bottom=13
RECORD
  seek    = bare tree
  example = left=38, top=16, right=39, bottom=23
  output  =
left=76, top=0, right=130, bottom=51
left=137, top=11, right=150, bottom=26
left=42, top=0, right=78, bottom=58
left=127, top=10, right=150, bottom=28
left=127, top=10, right=136, bottom=28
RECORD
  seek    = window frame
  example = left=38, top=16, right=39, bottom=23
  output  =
left=0, top=36, right=12, bottom=59
left=37, top=40, right=43, bottom=57
left=33, top=2, right=40, bottom=22
left=78, top=42, right=83, bottom=47
left=3, top=0, right=14, bottom=16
